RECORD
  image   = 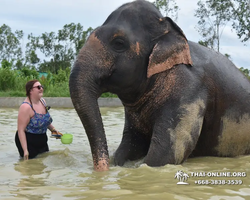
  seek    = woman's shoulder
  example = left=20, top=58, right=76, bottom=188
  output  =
left=19, top=102, right=32, bottom=111
left=18, top=103, right=33, bottom=118
left=19, top=97, right=31, bottom=109
left=18, top=102, right=34, bottom=120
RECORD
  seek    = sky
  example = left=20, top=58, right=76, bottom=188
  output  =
left=1, top=0, right=250, bottom=69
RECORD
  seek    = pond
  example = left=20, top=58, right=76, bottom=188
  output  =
left=0, top=107, right=250, bottom=200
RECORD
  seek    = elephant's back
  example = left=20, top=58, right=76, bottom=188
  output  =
left=188, top=41, right=239, bottom=73
left=188, top=41, right=250, bottom=97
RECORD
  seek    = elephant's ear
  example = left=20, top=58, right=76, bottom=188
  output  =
left=147, top=17, right=193, bottom=78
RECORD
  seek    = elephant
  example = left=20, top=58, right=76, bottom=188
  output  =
left=69, top=0, right=250, bottom=171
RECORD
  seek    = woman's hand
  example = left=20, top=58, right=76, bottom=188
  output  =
left=24, top=149, right=29, bottom=160
left=51, top=129, right=63, bottom=139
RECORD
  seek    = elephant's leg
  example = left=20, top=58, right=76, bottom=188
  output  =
left=114, top=124, right=150, bottom=166
left=144, top=99, right=205, bottom=166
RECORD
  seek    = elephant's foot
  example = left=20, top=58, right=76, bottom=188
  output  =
left=93, top=155, right=109, bottom=171
left=94, top=160, right=109, bottom=171
left=113, top=147, right=128, bottom=166
left=143, top=136, right=176, bottom=166
left=114, top=142, right=150, bottom=166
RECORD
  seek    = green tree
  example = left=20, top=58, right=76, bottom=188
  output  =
left=153, top=0, right=179, bottom=21
left=58, top=23, right=93, bottom=55
left=195, top=0, right=250, bottom=49
left=0, top=23, right=93, bottom=74
left=25, top=33, right=40, bottom=68
left=198, top=40, right=209, bottom=47
left=239, top=67, right=250, bottom=77
left=19, top=67, right=39, bottom=78
left=195, top=0, right=231, bottom=52
left=37, top=23, right=92, bottom=73
left=37, top=31, right=73, bottom=73
left=227, top=0, right=250, bottom=42
left=239, top=67, right=250, bottom=81
left=224, top=53, right=232, bottom=61
left=1, top=59, right=12, bottom=69
left=0, top=60, right=16, bottom=91
left=0, top=24, right=23, bottom=67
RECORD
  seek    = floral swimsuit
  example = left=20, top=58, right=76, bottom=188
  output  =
left=15, top=99, right=52, bottom=158
left=24, top=101, right=52, bottom=134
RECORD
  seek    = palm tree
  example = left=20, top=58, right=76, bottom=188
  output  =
left=174, top=170, right=183, bottom=181
left=182, top=173, right=189, bottom=182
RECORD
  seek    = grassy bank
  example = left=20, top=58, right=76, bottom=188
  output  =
left=0, top=82, right=70, bottom=97
left=0, top=67, right=117, bottom=98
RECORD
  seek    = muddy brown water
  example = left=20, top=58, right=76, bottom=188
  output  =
left=0, top=107, right=250, bottom=200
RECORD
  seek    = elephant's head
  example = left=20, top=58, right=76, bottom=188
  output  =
left=69, top=0, right=192, bottom=171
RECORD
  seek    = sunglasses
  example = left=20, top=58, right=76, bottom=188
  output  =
left=33, top=85, right=44, bottom=90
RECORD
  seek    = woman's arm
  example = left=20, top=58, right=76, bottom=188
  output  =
left=48, top=124, right=57, bottom=132
left=48, top=124, right=63, bottom=139
left=17, top=104, right=32, bottom=160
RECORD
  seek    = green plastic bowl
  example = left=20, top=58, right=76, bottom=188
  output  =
left=61, top=134, right=73, bottom=144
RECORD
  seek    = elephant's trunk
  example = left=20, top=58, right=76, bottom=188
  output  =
left=69, top=34, right=112, bottom=171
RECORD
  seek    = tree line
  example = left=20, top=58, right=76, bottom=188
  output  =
left=0, top=23, right=93, bottom=73
left=0, top=0, right=250, bottom=96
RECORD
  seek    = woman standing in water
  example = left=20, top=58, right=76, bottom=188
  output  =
left=15, top=80, right=62, bottom=160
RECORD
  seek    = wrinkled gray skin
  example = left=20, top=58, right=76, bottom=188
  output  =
left=69, top=0, right=250, bottom=171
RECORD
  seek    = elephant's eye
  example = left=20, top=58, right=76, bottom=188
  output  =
left=110, top=38, right=128, bottom=52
